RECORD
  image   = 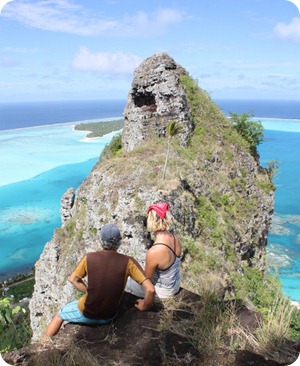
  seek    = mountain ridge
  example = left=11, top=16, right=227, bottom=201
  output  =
left=11, top=53, right=298, bottom=365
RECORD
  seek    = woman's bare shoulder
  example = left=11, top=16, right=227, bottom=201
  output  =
left=147, top=244, right=165, bottom=254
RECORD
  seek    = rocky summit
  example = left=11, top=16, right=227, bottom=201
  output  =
left=22, top=53, right=291, bottom=364
left=122, top=53, right=193, bottom=152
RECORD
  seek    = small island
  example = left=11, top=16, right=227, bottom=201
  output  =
left=74, top=119, right=124, bottom=138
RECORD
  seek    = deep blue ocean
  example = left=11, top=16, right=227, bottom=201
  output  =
left=0, top=99, right=299, bottom=302
left=0, top=100, right=126, bottom=130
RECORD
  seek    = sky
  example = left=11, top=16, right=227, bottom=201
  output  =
left=0, top=0, right=299, bottom=102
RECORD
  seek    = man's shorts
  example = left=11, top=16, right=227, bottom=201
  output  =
left=58, top=300, right=115, bottom=325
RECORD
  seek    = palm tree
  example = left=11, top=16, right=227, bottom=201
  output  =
left=163, top=120, right=182, bottom=179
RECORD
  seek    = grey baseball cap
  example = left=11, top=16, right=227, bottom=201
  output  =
left=100, top=224, right=122, bottom=244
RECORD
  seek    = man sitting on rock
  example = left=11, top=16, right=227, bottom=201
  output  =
left=46, top=224, right=155, bottom=337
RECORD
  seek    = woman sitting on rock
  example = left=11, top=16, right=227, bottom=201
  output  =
left=126, top=203, right=181, bottom=300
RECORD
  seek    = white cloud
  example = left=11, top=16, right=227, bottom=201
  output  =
left=0, top=57, right=19, bottom=67
left=274, top=17, right=300, bottom=42
left=123, top=8, right=183, bottom=36
left=72, top=47, right=142, bottom=74
left=3, top=0, right=183, bottom=37
left=4, top=47, right=37, bottom=54
left=3, top=0, right=107, bottom=36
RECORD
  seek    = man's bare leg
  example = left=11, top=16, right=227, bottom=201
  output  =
left=46, top=312, right=64, bottom=337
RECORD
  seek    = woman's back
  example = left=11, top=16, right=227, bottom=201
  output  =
left=150, top=232, right=181, bottom=270
left=147, top=231, right=181, bottom=293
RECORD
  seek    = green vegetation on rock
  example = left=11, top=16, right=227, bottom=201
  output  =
left=0, top=279, right=34, bottom=352
left=229, top=112, right=264, bottom=159
left=101, top=132, right=123, bottom=159
left=74, top=119, right=124, bottom=138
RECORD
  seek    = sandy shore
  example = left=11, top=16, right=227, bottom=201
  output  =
left=291, top=301, right=300, bottom=310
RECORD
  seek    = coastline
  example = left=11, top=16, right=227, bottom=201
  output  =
left=0, top=270, right=34, bottom=287
left=73, top=118, right=124, bottom=140
left=0, top=116, right=124, bottom=133
left=291, top=301, right=300, bottom=310
left=79, top=129, right=122, bottom=143
left=259, top=117, right=300, bottom=122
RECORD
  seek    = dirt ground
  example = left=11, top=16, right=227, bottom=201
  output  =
left=4, top=290, right=300, bottom=366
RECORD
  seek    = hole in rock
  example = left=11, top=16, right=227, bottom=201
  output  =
left=133, top=92, right=157, bottom=111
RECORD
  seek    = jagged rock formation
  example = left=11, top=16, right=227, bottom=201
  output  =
left=29, top=53, right=274, bottom=342
left=122, top=53, right=194, bottom=152
left=60, top=187, right=75, bottom=225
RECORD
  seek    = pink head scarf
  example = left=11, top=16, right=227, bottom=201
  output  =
left=147, top=203, right=170, bottom=219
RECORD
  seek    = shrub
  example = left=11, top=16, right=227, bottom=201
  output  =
left=163, top=120, right=182, bottom=179
left=0, top=298, right=31, bottom=352
left=229, top=112, right=264, bottom=159
left=267, top=160, right=279, bottom=180
left=101, top=133, right=122, bottom=159
left=232, top=266, right=283, bottom=313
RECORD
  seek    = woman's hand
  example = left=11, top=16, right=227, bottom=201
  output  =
left=135, top=299, right=148, bottom=311
left=135, top=279, right=155, bottom=310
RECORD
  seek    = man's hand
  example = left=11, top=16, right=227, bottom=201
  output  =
left=135, top=298, right=149, bottom=311
left=68, top=273, right=87, bottom=293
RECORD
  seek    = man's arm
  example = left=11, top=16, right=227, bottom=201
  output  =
left=135, top=278, right=155, bottom=311
left=68, top=272, right=87, bottom=293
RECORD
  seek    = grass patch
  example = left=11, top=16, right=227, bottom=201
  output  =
left=28, top=346, right=102, bottom=366
left=231, top=293, right=299, bottom=364
left=158, top=289, right=299, bottom=365
left=256, top=179, right=276, bottom=192
left=158, top=293, right=235, bottom=359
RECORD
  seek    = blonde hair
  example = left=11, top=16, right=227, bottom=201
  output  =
left=147, top=210, right=173, bottom=232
